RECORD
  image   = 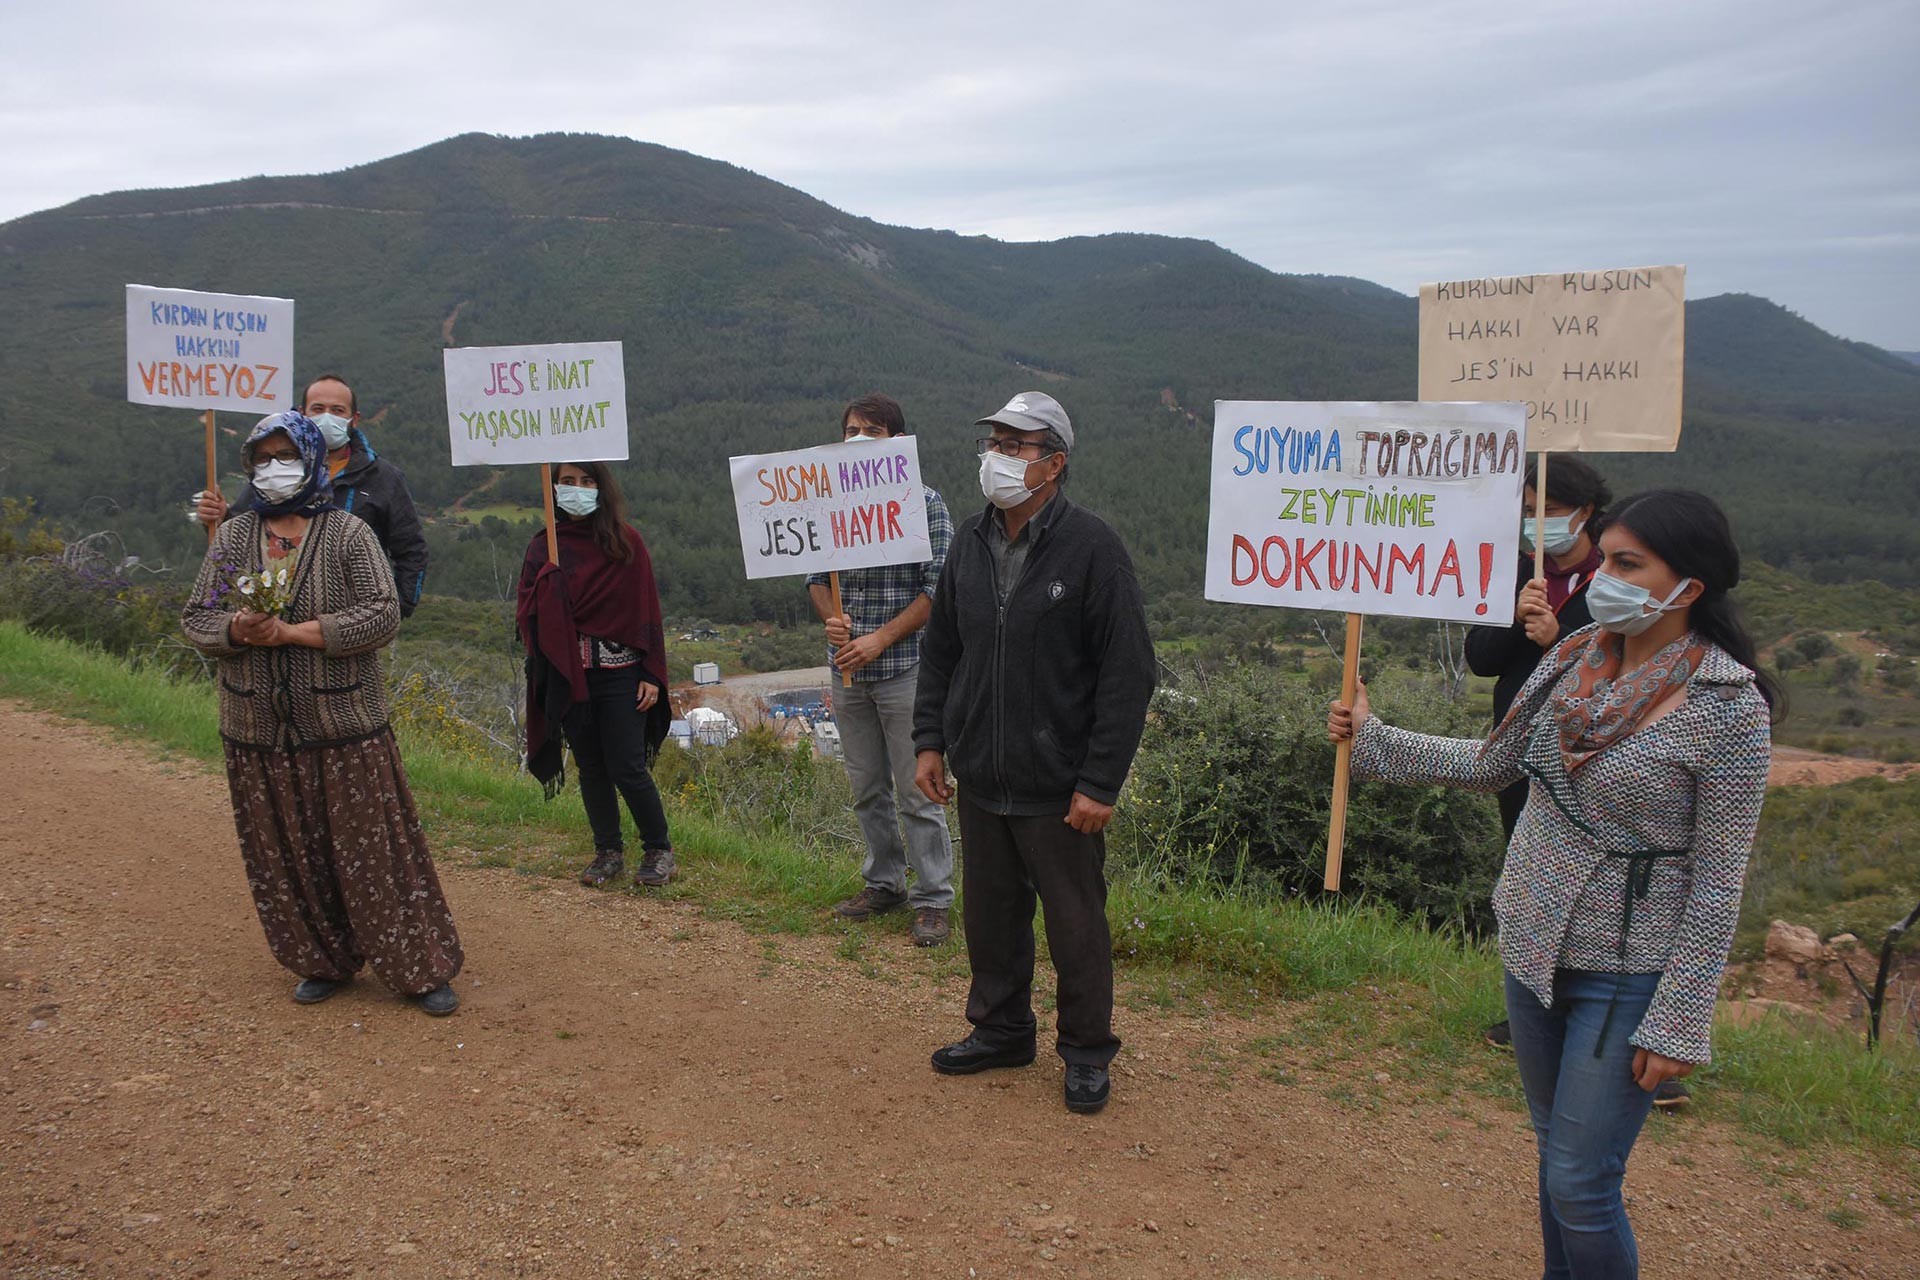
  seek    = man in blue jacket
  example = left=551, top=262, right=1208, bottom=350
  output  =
left=913, top=391, right=1155, bottom=1114
left=195, top=373, right=430, bottom=617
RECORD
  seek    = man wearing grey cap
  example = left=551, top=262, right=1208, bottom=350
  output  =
left=912, top=391, right=1156, bottom=1114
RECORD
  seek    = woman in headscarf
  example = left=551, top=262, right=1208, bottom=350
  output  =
left=182, top=410, right=462, bottom=1015
left=1329, top=489, right=1778, bottom=1278
left=517, top=461, right=674, bottom=889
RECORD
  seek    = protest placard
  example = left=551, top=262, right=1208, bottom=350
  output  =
left=729, top=438, right=933, bottom=581
left=126, top=284, right=296, bottom=414
left=443, top=341, right=629, bottom=467
left=1204, top=400, right=1529, bottom=625
left=1204, top=399, right=1527, bottom=890
left=1417, top=265, right=1684, bottom=453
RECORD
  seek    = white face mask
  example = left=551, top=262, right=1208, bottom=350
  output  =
left=1587, top=570, right=1694, bottom=636
left=1522, top=514, right=1585, bottom=558
left=979, top=450, right=1040, bottom=510
left=312, top=412, right=353, bottom=451
left=555, top=484, right=600, bottom=517
left=252, top=458, right=307, bottom=503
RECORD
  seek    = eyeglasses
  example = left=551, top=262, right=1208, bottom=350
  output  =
left=975, top=437, right=1055, bottom=458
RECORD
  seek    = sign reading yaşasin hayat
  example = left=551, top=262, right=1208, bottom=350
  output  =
left=442, top=341, right=629, bottom=466
left=1418, top=265, right=1684, bottom=452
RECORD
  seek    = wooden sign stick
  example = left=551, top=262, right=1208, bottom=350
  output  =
left=202, top=410, right=217, bottom=544
left=1533, top=452, right=1548, bottom=580
left=1323, top=611, right=1366, bottom=892
left=828, top=570, right=853, bottom=689
left=541, top=463, right=560, bottom=564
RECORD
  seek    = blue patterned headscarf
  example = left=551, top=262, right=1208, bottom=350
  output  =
left=240, top=410, right=334, bottom=517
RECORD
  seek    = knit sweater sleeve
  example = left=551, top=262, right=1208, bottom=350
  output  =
left=180, top=517, right=251, bottom=657
left=318, top=517, right=401, bottom=658
left=1629, top=686, right=1772, bottom=1063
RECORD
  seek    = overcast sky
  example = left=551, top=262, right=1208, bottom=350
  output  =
left=6, top=0, right=1914, bottom=348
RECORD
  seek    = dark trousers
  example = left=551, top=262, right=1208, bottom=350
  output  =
left=1498, top=778, right=1528, bottom=841
left=956, top=793, right=1118, bottom=1067
left=561, top=666, right=671, bottom=854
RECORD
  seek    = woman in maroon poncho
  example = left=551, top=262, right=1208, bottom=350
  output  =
left=517, top=461, right=675, bottom=888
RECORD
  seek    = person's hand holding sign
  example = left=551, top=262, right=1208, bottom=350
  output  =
left=833, top=630, right=888, bottom=675
left=194, top=488, right=231, bottom=528
left=1326, top=680, right=1371, bottom=743
left=1517, top=578, right=1559, bottom=648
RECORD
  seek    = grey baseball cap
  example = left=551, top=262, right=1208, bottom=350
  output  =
left=976, top=391, right=1073, bottom=451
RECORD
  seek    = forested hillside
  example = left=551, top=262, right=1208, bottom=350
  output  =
left=2, top=131, right=1916, bottom=618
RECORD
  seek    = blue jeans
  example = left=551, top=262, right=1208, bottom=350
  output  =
left=1505, top=968, right=1662, bottom=1280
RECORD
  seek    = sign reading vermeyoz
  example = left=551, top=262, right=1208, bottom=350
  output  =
left=443, top=341, right=629, bottom=466
left=730, top=438, right=933, bottom=580
left=1204, top=401, right=1528, bottom=624
left=126, top=284, right=295, bottom=413
left=1417, top=265, right=1684, bottom=452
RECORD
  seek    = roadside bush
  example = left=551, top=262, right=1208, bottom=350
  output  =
left=1112, top=663, right=1506, bottom=934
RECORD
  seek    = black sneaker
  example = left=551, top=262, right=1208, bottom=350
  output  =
left=634, top=847, right=676, bottom=887
left=1652, top=1080, right=1691, bottom=1111
left=931, top=1034, right=1037, bottom=1075
left=580, top=849, right=624, bottom=887
left=1065, top=1064, right=1111, bottom=1114
left=834, top=885, right=907, bottom=920
left=1484, top=1020, right=1513, bottom=1051
left=293, top=977, right=343, bottom=1005
left=413, top=984, right=459, bottom=1017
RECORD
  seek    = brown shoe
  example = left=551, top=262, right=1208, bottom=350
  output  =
left=833, top=886, right=907, bottom=920
left=634, top=846, right=676, bottom=887
left=911, top=907, right=951, bottom=947
left=580, top=849, right=624, bottom=887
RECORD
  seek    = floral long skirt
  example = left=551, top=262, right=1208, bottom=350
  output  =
left=224, top=731, right=463, bottom=996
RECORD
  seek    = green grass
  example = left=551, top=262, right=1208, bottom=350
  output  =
left=2, top=619, right=1916, bottom=1171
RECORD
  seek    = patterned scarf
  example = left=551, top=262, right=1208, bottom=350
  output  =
left=1545, top=628, right=1706, bottom=774
left=240, top=411, right=334, bottom=518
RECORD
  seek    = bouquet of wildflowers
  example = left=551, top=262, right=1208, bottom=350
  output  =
left=204, top=552, right=299, bottom=617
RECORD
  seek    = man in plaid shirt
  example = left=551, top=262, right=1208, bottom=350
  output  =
left=807, top=393, right=956, bottom=946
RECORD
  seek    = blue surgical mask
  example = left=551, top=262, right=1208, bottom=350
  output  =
left=312, top=413, right=353, bottom=451
left=555, top=484, right=600, bottom=517
left=1522, top=514, right=1585, bottom=558
left=1586, top=571, right=1693, bottom=636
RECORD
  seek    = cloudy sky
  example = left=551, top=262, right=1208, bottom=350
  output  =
left=7, top=0, right=1915, bottom=347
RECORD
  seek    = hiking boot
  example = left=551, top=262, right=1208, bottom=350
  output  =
left=634, top=846, right=677, bottom=887
left=1064, top=1064, right=1111, bottom=1114
left=931, top=1034, right=1036, bottom=1075
left=580, top=849, right=624, bottom=887
left=413, top=984, right=459, bottom=1017
left=1484, top=1019, right=1513, bottom=1051
left=834, top=885, right=907, bottom=920
left=1652, top=1079, right=1691, bottom=1111
left=293, top=977, right=343, bottom=1005
left=911, top=907, right=951, bottom=947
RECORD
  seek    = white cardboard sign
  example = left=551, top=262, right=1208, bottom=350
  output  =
left=730, top=438, right=933, bottom=580
left=443, top=341, right=629, bottom=466
left=1204, top=401, right=1528, bottom=624
left=125, top=284, right=295, bottom=413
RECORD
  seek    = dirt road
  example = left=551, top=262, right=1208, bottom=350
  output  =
left=1, top=703, right=1911, bottom=1278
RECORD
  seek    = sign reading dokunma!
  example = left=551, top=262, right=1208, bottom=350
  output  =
left=1417, top=265, right=1684, bottom=452
left=443, top=341, right=629, bottom=466
left=126, top=284, right=295, bottom=413
left=1204, top=401, right=1528, bottom=625
left=730, top=438, right=933, bottom=580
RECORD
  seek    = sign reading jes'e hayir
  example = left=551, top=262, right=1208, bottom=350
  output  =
left=729, top=438, right=933, bottom=580
left=1204, top=400, right=1528, bottom=625
left=126, top=284, right=295, bottom=413
left=443, top=341, right=628, bottom=466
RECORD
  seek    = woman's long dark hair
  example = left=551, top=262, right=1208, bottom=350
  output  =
left=1606, top=488, right=1786, bottom=721
left=555, top=461, right=632, bottom=565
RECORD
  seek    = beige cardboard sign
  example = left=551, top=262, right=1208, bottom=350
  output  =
left=1418, top=265, right=1685, bottom=452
